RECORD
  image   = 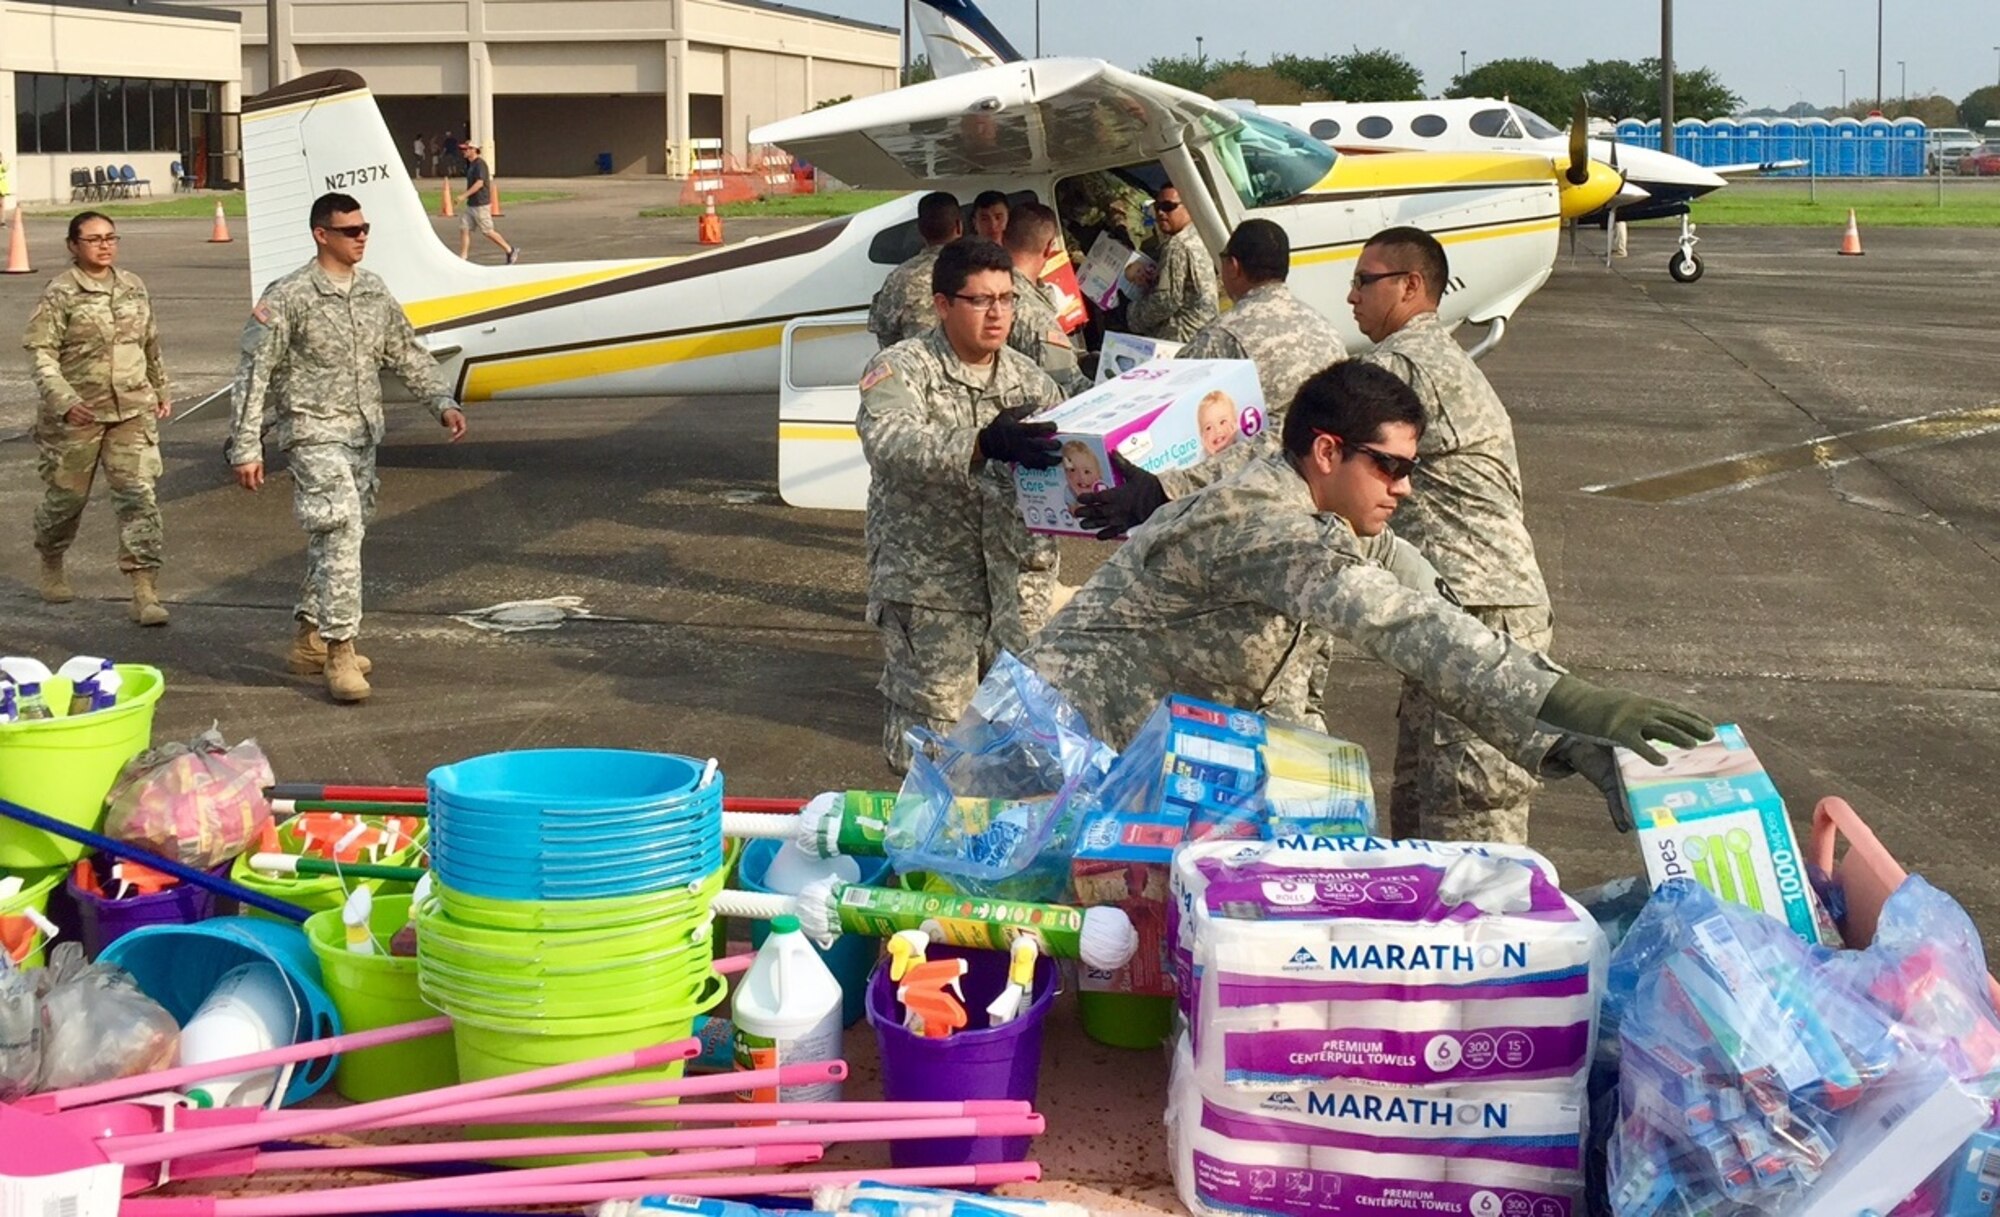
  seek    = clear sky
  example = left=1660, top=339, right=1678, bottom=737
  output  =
left=809, top=1, right=2000, bottom=112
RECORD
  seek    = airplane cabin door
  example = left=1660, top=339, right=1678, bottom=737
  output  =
left=778, top=311, right=875, bottom=511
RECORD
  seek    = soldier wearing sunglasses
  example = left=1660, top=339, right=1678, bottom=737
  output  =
left=228, top=191, right=468, bottom=704
left=1350, top=226, right=1553, bottom=847
left=1025, top=361, right=1714, bottom=829
left=1125, top=186, right=1218, bottom=342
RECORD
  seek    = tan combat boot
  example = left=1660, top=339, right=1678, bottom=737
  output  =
left=129, top=571, right=169, bottom=626
left=325, top=639, right=371, bottom=703
left=286, top=622, right=372, bottom=676
left=39, top=554, right=73, bottom=604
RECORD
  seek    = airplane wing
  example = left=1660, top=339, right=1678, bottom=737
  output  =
left=750, top=58, right=1241, bottom=189
left=1710, top=160, right=1810, bottom=177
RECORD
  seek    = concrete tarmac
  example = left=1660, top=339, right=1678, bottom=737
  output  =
left=1, top=195, right=1996, bottom=1209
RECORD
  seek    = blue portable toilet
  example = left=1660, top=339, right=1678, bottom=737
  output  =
left=1708, top=117, right=1742, bottom=165
left=1818, top=118, right=1849, bottom=175
left=1640, top=118, right=1661, bottom=151
left=1861, top=116, right=1893, bottom=175
left=1772, top=119, right=1802, bottom=173
left=1616, top=118, right=1647, bottom=151
left=1674, top=118, right=1707, bottom=164
left=1893, top=118, right=1927, bottom=174
left=1739, top=118, right=1769, bottom=165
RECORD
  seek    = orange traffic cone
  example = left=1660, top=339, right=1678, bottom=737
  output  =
left=2, top=208, right=31, bottom=275
left=697, top=195, right=723, bottom=246
left=207, top=200, right=232, bottom=243
left=1838, top=209, right=1864, bottom=256
left=440, top=177, right=454, bottom=219
left=489, top=178, right=502, bottom=218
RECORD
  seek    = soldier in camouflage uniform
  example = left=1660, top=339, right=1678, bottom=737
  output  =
left=868, top=192, right=962, bottom=349
left=1126, top=186, right=1218, bottom=342
left=1026, top=361, right=1713, bottom=812
left=858, top=239, right=1065, bottom=773
left=1001, top=202, right=1088, bottom=397
left=229, top=192, right=468, bottom=704
left=1351, top=226, right=1553, bottom=845
left=25, top=212, right=173, bottom=625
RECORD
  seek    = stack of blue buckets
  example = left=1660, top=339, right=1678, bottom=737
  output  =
left=415, top=749, right=729, bottom=1115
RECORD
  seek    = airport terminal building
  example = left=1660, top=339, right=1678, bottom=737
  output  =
left=165, top=0, right=901, bottom=176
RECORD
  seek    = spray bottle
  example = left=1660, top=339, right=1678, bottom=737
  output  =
left=341, top=887, right=376, bottom=956
left=0, top=683, right=15, bottom=725
left=0, top=659, right=53, bottom=722
left=179, top=963, right=300, bottom=1108
left=55, top=656, right=113, bottom=716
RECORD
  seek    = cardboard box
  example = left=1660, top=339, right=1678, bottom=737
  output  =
left=1013, top=359, right=1266, bottom=538
left=1617, top=723, right=1830, bottom=943
left=1094, top=331, right=1183, bottom=384
left=1077, top=231, right=1152, bottom=309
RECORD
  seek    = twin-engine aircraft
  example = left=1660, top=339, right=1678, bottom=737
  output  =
left=241, top=60, right=1622, bottom=509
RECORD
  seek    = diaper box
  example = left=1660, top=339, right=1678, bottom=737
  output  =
left=1617, top=723, right=1832, bottom=944
left=1094, top=331, right=1183, bottom=384
left=1013, top=359, right=1265, bottom=538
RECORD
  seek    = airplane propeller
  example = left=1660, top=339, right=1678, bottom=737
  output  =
left=1566, top=96, right=1590, bottom=186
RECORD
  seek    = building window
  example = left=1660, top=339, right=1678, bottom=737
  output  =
left=11, top=72, right=216, bottom=156
left=1356, top=116, right=1393, bottom=139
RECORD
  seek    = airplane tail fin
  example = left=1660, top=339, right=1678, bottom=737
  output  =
left=240, top=71, right=493, bottom=307
left=911, top=0, right=1022, bottom=76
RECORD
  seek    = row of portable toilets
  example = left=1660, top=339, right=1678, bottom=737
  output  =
left=1613, top=116, right=1943, bottom=175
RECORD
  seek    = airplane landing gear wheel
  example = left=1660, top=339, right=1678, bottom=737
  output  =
left=1669, top=252, right=1704, bottom=283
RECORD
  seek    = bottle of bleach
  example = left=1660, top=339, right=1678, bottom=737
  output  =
left=179, top=963, right=299, bottom=1108
left=731, top=914, right=842, bottom=1106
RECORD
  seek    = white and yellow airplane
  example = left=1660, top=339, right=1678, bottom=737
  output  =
left=242, top=66, right=1621, bottom=510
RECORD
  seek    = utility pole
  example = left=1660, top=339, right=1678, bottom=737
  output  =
left=1035, top=1, right=1042, bottom=57
left=901, top=0, right=909, bottom=82
left=1875, top=0, right=1883, bottom=111
left=1460, top=50, right=1467, bottom=77
left=1993, top=45, right=1999, bottom=87
left=1840, top=68, right=1847, bottom=109
left=1898, top=60, right=1906, bottom=106
left=1660, top=0, right=1675, bottom=156
left=266, top=0, right=282, bottom=88
left=1195, top=35, right=1204, bottom=68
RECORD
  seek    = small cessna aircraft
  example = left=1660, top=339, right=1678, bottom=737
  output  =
left=242, top=65, right=1621, bottom=510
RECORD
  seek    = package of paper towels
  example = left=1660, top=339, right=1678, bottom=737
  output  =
left=1172, top=839, right=1605, bottom=1092
left=1169, top=1037, right=1586, bottom=1217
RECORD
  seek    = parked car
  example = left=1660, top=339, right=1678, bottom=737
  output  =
left=1927, top=128, right=1984, bottom=173
left=1958, top=142, right=2000, bottom=176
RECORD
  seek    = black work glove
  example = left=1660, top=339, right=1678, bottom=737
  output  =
left=1546, top=737, right=1632, bottom=832
left=1538, top=674, right=1716, bottom=764
left=1075, top=452, right=1168, bottom=540
left=977, top=405, right=1061, bottom=469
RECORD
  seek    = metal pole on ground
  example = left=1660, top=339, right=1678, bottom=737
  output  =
left=1660, top=0, right=1676, bottom=157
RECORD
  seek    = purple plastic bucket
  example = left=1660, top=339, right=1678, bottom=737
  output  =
left=864, top=945, right=1058, bottom=1168
left=67, top=860, right=222, bottom=958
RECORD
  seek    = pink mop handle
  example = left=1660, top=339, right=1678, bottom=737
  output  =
left=19, top=1016, right=452, bottom=1115
left=126, top=1144, right=819, bottom=1217
left=446, top=1097, right=1034, bottom=1126
left=436, top=1161, right=1044, bottom=1210
left=105, top=1037, right=699, bottom=1166
left=358, top=1059, right=847, bottom=1130
left=211, top=1113, right=1046, bottom=1174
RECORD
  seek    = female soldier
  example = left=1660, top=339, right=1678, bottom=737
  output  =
left=24, top=211, right=173, bottom=625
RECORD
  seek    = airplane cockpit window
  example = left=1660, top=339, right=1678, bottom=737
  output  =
left=1206, top=109, right=1336, bottom=208
left=1512, top=106, right=1562, bottom=138
left=868, top=220, right=924, bottom=266
left=1310, top=118, right=1340, bottom=140
left=1356, top=116, right=1393, bottom=139
left=1469, top=107, right=1521, bottom=138
left=1411, top=114, right=1448, bottom=137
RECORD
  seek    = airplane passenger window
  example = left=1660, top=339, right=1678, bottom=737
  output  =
left=1468, top=108, right=1513, bottom=138
left=1512, top=106, right=1563, bottom=138
left=1310, top=119, right=1340, bottom=139
left=868, top=220, right=924, bottom=266
left=1356, top=116, right=1393, bottom=139
left=1205, top=110, right=1337, bottom=208
left=1411, top=114, right=1447, bottom=137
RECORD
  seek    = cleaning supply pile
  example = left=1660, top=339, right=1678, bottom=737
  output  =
left=0, top=650, right=1998, bottom=1217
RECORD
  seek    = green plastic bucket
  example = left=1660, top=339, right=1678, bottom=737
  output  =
left=1078, top=991, right=1175, bottom=1049
left=232, top=817, right=426, bottom=922
left=304, top=895, right=456, bottom=1102
left=0, top=868, right=64, bottom=969
left=435, top=866, right=726, bottom=933
left=416, top=898, right=709, bottom=966
left=448, top=973, right=724, bottom=1159
left=0, top=665, right=165, bottom=870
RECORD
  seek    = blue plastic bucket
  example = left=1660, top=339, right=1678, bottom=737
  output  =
left=428, top=750, right=716, bottom=816
left=99, top=917, right=342, bottom=1105
left=738, top=839, right=889, bottom=1027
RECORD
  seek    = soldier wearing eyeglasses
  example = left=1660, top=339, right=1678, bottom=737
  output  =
left=24, top=211, right=173, bottom=625
left=1024, top=361, right=1713, bottom=826
left=1349, top=225, right=1552, bottom=846
left=856, top=238, right=1066, bottom=773
left=228, top=191, right=468, bottom=704
left=1125, top=186, right=1218, bottom=342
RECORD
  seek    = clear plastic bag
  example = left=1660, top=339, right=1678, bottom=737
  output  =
left=886, top=653, right=1114, bottom=902
left=1608, top=879, right=1993, bottom=1217
left=103, top=726, right=275, bottom=868
left=35, top=943, right=179, bottom=1090
left=0, top=952, right=40, bottom=1102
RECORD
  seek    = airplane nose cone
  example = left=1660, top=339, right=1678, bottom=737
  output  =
left=1614, top=181, right=1653, bottom=207
left=1557, top=158, right=1625, bottom=219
